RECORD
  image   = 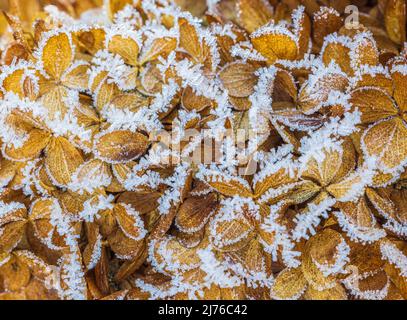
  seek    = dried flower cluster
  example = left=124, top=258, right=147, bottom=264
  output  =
left=0, top=0, right=406, bottom=300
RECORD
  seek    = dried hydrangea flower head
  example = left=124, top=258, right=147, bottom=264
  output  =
left=0, top=0, right=406, bottom=300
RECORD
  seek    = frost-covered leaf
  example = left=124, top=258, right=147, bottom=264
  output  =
left=94, top=130, right=149, bottom=164
left=40, top=32, right=73, bottom=80
left=45, top=137, right=84, bottom=187
left=271, top=267, right=307, bottom=300
left=236, top=0, right=273, bottom=33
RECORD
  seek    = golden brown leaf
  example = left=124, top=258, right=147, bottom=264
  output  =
left=237, top=0, right=273, bottom=33
left=271, top=267, right=307, bottom=300
left=219, top=62, right=257, bottom=98
left=384, top=0, right=406, bottom=44
left=108, top=34, right=139, bottom=65
left=45, top=137, right=84, bottom=186
left=175, top=193, right=218, bottom=233
left=4, top=129, right=50, bottom=161
left=362, top=118, right=407, bottom=171
left=94, top=130, right=149, bottom=164
left=350, top=87, right=398, bottom=124
left=41, top=32, right=73, bottom=80
left=251, top=30, right=298, bottom=64
left=113, top=203, right=146, bottom=241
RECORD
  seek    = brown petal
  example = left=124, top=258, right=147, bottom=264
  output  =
left=173, top=228, right=205, bottom=249
left=28, top=198, right=68, bottom=249
left=44, top=137, right=83, bottom=186
left=56, top=190, right=86, bottom=215
left=0, top=255, right=31, bottom=291
left=108, top=228, right=145, bottom=259
left=140, top=64, right=164, bottom=95
left=107, top=0, right=133, bottom=20
left=294, top=6, right=311, bottom=58
left=178, top=18, right=202, bottom=61
left=271, top=267, right=307, bottom=300
left=313, top=7, right=342, bottom=47
left=110, top=92, right=150, bottom=112
left=350, top=87, right=398, bottom=124
left=175, top=193, right=218, bottom=233
left=2, top=68, right=24, bottom=97
left=139, top=37, right=177, bottom=64
left=95, top=80, right=121, bottom=111
left=251, top=30, right=298, bottom=64
left=387, top=189, right=407, bottom=224
left=0, top=220, right=26, bottom=254
left=219, top=62, right=257, bottom=98
left=362, top=118, right=407, bottom=171
left=151, top=237, right=201, bottom=274
left=73, top=102, right=100, bottom=127
left=263, top=180, right=320, bottom=206
left=71, top=159, right=112, bottom=192
left=150, top=206, right=177, bottom=239
left=326, top=171, right=363, bottom=201
left=174, top=0, right=207, bottom=17
left=350, top=34, right=379, bottom=68
left=0, top=159, right=16, bottom=186
left=14, top=250, right=56, bottom=285
left=39, top=85, right=71, bottom=119
left=272, top=69, right=297, bottom=104
left=113, top=203, right=146, bottom=241
left=114, top=245, right=148, bottom=282
left=94, top=247, right=110, bottom=295
left=108, top=35, right=139, bottom=66
left=302, top=229, right=346, bottom=290
left=83, top=223, right=102, bottom=270
left=392, top=66, right=407, bottom=112
left=229, top=96, right=252, bottom=111
left=210, top=214, right=254, bottom=252
left=298, top=72, right=349, bottom=114
left=330, top=139, right=357, bottom=184
left=206, top=177, right=253, bottom=198
left=348, top=240, right=384, bottom=275
left=25, top=224, right=62, bottom=265
left=367, top=188, right=407, bottom=227
left=117, top=190, right=161, bottom=214
left=94, top=130, right=149, bottom=163
left=254, top=167, right=296, bottom=198
left=97, top=209, right=117, bottom=238
left=227, top=238, right=270, bottom=276
left=3, top=129, right=50, bottom=161
left=215, top=33, right=238, bottom=65
left=335, top=197, right=383, bottom=242
left=384, top=248, right=407, bottom=299
left=181, top=86, right=212, bottom=112
left=352, top=269, right=389, bottom=299
left=352, top=71, right=393, bottom=95
left=322, top=40, right=352, bottom=75
left=384, top=0, right=406, bottom=45
left=41, top=32, right=73, bottom=80
left=76, top=28, right=106, bottom=55
left=62, top=62, right=89, bottom=91
left=2, top=42, right=29, bottom=66
left=236, top=0, right=273, bottom=33
left=303, top=283, right=347, bottom=300
left=302, top=141, right=355, bottom=187
left=366, top=187, right=397, bottom=218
